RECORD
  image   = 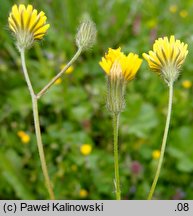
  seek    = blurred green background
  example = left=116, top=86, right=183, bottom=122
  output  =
left=0, top=0, right=193, bottom=200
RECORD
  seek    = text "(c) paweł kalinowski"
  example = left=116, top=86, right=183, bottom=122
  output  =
left=20, top=202, right=104, bottom=212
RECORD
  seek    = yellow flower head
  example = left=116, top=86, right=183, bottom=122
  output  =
left=182, top=80, right=192, bottom=89
left=8, top=4, right=50, bottom=50
left=54, top=78, right=62, bottom=85
left=179, top=10, right=188, bottom=18
left=152, top=150, right=160, bottom=160
left=99, top=48, right=142, bottom=113
left=99, top=47, right=142, bottom=81
left=169, top=5, right=178, bottom=13
left=17, top=130, right=30, bottom=144
left=80, top=144, right=92, bottom=156
left=143, top=35, right=188, bottom=84
left=60, top=64, right=74, bottom=74
left=66, top=65, right=74, bottom=74
left=21, top=134, right=30, bottom=143
left=17, top=130, right=26, bottom=137
left=79, top=189, right=88, bottom=198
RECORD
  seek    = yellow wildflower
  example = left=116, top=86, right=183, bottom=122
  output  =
left=66, top=65, right=74, bottom=74
left=99, top=48, right=142, bottom=113
left=17, top=130, right=30, bottom=144
left=179, top=10, right=188, bottom=18
left=65, top=66, right=74, bottom=74
left=8, top=4, right=50, bottom=50
left=60, top=64, right=74, bottom=74
left=17, top=130, right=26, bottom=137
left=169, top=5, right=178, bottom=13
left=152, top=150, right=160, bottom=160
left=54, top=78, right=62, bottom=85
left=99, top=47, right=142, bottom=81
left=79, top=189, right=88, bottom=198
left=80, top=144, right=92, bottom=156
left=182, top=80, right=192, bottom=89
left=143, top=35, right=188, bottom=84
left=21, top=134, right=30, bottom=143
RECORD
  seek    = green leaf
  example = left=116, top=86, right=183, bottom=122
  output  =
left=168, top=126, right=193, bottom=173
left=177, top=158, right=193, bottom=173
left=6, top=87, right=31, bottom=117
left=70, top=103, right=92, bottom=121
left=0, top=149, right=35, bottom=199
left=122, top=101, right=159, bottom=138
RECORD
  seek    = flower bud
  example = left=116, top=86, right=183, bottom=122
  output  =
left=76, top=16, right=97, bottom=51
left=106, top=61, right=126, bottom=114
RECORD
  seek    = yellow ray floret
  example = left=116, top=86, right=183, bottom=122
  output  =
left=99, top=48, right=142, bottom=81
left=143, top=35, right=188, bottom=74
left=8, top=4, right=50, bottom=49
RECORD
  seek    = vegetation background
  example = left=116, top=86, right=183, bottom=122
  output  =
left=0, top=0, right=193, bottom=199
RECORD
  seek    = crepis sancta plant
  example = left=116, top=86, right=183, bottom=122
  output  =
left=8, top=4, right=97, bottom=200
left=7, top=4, right=189, bottom=201
left=99, top=35, right=188, bottom=200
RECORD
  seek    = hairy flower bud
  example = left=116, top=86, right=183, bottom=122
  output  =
left=76, top=16, right=97, bottom=51
left=106, top=61, right=126, bottom=113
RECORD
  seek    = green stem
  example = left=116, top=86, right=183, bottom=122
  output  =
left=113, top=112, right=121, bottom=200
left=20, top=49, right=55, bottom=200
left=37, top=48, right=82, bottom=99
left=147, top=83, right=173, bottom=200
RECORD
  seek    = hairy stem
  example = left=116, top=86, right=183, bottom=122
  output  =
left=113, top=112, right=121, bottom=200
left=20, top=49, right=55, bottom=200
left=37, top=48, right=82, bottom=99
left=147, top=83, right=173, bottom=200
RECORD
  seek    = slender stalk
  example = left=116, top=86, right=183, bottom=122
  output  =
left=113, top=112, right=121, bottom=200
left=20, top=49, right=55, bottom=200
left=37, top=48, right=82, bottom=99
left=147, top=83, right=173, bottom=200
left=32, top=97, right=55, bottom=200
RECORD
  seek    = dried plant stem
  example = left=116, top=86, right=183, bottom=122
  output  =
left=113, top=112, right=121, bottom=200
left=20, top=49, right=55, bottom=200
left=148, top=83, right=173, bottom=200
left=37, top=48, right=82, bottom=99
